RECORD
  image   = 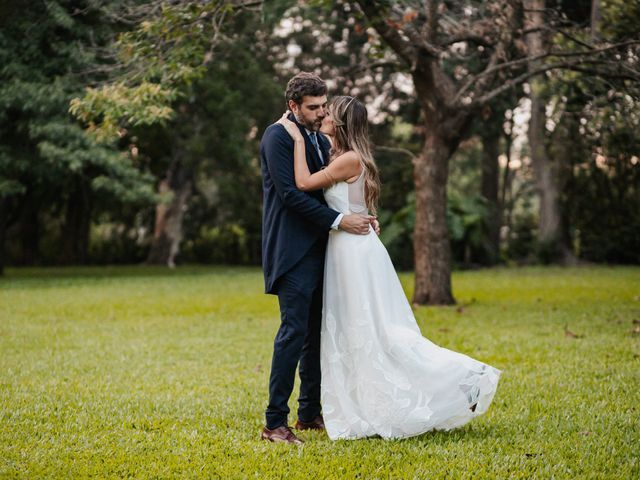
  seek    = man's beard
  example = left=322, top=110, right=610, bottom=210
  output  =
left=295, top=112, right=321, bottom=131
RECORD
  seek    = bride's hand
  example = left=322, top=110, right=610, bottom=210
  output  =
left=277, top=112, right=303, bottom=142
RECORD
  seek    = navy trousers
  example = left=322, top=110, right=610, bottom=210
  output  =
left=265, top=238, right=325, bottom=429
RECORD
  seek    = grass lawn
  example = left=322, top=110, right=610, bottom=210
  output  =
left=1, top=265, right=639, bottom=479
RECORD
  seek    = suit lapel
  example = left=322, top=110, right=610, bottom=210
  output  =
left=290, top=114, right=324, bottom=172
left=303, top=131, right=324, bottom=172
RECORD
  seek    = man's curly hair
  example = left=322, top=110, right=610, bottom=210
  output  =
left=285, top=72, right=327, bottom=106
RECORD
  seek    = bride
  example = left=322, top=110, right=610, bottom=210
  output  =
left=277, top=96, right=501, bottom=440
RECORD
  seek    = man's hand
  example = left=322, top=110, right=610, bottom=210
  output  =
left=371, top=217, right=380, bottom=236
left=339, top=214, right=374, bottom=235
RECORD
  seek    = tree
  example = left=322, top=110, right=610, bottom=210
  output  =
left=470, top=96, right=517, bottom=265
left=353, top=0, right=639, bottom=304
left=142, top=36, right=282, bottom=266
left=0, top=0, right=155, bottom=273
left=524, top=0, right=575, bottom=262
left=547, top=0, right=640, bottom=263
left=69, top=0, right=270, bottom=267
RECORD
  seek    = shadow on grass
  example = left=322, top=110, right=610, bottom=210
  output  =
left=286, top=422, right=504, bottom=446
left=411, top=422, right=502, bottom=444
left=219, top=404, right=503, bottom=446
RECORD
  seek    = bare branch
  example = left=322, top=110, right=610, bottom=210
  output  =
left=463, top=59, right=640, bottom=109
left=353, top=0, right=417, bottom=66
left=425, top=0, right=438, bottom=42
left=553, top=28, right=596, bottom=50
left=456, top=0, right=519, bottom=108
left=386, top=3, right=441, bottom=57
left=374, top=145, right=418, bottom=160
left=453, top=40, right=640, bottom=105
left=440, top=33, right=494, bottom=48
left=346, top=60, right=405, bottom=75
left=440, top=16, right=498, bottom=49
left=233, top=0, right=263, bottom=10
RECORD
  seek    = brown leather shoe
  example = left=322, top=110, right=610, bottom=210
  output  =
left=261, top=425, right=304, bottom=445
left=294, top=414, right=325, bottom=431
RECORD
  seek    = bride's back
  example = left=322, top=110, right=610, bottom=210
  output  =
left=324, top=166, right=368, bottom=215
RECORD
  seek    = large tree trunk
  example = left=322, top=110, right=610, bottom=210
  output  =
left=480, top=122, right=502, bottom=264
left=410, top=60, right=471, bottom=306
left=524, top=0, right=574, bottom=262
left=529, top=92, right=562, bottom=243
left=412, top=124, right=456, bottom=306
left=146, top=155, right=192, bottom=267
left=59, top=177, right=92, bottom=265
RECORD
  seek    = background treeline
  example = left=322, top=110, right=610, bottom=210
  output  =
left=1, top=0, right=638, bottom=276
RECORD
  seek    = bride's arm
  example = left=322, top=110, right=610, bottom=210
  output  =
left=277, top=113, right=361, bottom=191
left=293, top=143, right=360, bottom=191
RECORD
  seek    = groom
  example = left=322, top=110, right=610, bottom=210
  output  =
left=260, top=72, right=375, bottom=444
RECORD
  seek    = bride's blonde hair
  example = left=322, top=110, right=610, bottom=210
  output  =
left=329, top=96, right=381, bottom=214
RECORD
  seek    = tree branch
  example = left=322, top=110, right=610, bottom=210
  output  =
left=457, top=0, right=519, bottom=108
left=232, top=0, right=263, bottom=10
left=425, top=0, right=438, bottom=42
left=388, top=3, right=441, bottom=57
left=440, top=33, right=494, bottom=48
left=453, top=40, right=640, bottom=105
left=440, top=16, right=498, bottom=49
left=463, top=59, right=639, bottom=109
left=402, top=23, right=442, bottom=57
left=374, top=145, right=418, bottom=160
left=353, top=0, right=417, bottom=66
left=346, top=60, right=405, bottom=75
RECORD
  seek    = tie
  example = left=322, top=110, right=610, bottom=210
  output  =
left=309, top=132, right=323, bottom=165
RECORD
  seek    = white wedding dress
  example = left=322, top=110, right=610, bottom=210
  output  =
left=320, top=171, right=501, bottom=440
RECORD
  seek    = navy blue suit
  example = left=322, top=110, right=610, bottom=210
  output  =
left=260, top=114, right=339, bottom=429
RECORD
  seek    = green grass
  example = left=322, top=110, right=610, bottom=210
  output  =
left=1, top=265, right=639, bottom=479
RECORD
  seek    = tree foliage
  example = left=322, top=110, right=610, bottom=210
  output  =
left=69, top=0, right=263, bottom=140
left=0, top=0, right=156, bottom=269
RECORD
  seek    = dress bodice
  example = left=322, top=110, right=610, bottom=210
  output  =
left=324, top=169, right=368, bottom=215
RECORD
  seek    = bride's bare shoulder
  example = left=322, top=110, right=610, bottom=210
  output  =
left=331, top=150, right=361, bottom=167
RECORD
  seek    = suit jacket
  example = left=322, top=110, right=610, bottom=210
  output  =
left=260, top=114, right=339, bottom=294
